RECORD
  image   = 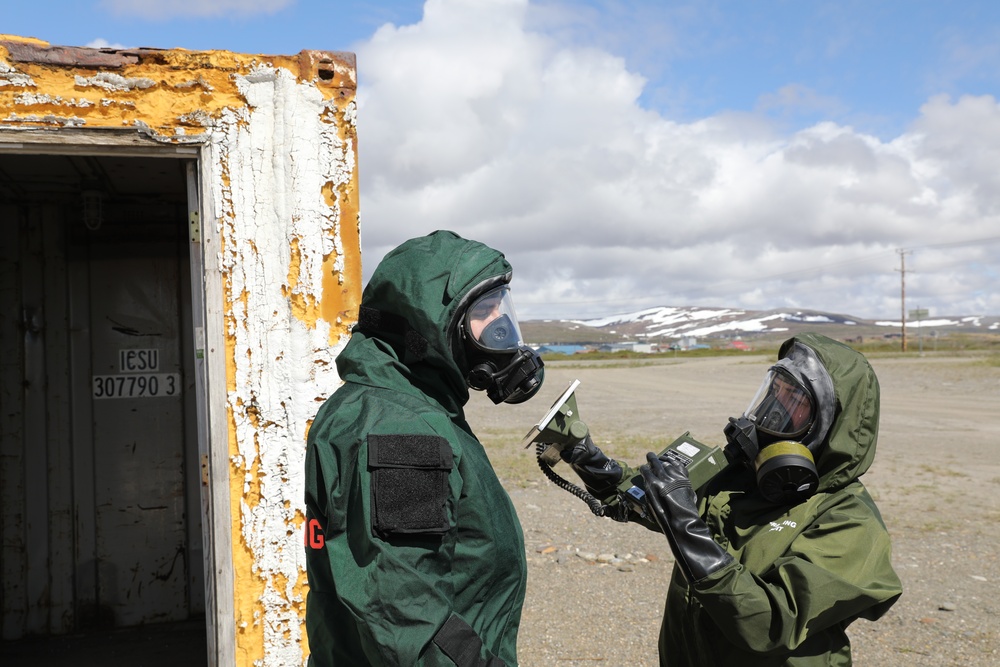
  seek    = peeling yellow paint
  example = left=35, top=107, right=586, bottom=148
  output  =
left=0, top=34, right=48, bottom=46
left=224, top=313, right=239, bottom=394
left=320, top=179, right=362, bottom=345
left=231, top=462, right=267, bottom=667
left=0, top=39, right=356, bottom=143
left=285, top=236, right=323, bottom=327
left=226, top=396, right=265, bottom=665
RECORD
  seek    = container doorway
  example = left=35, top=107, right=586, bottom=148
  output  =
left=0, top=151, right=209, bottom=665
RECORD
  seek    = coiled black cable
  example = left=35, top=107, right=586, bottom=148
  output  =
left=534, top=443, right=629, bottom=521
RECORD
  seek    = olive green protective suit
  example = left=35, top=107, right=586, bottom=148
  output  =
left=305, top=231, right=526, bottom=666
left=645, top=334, right=902, bottom=666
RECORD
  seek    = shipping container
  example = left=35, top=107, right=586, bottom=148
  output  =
left=0, top=35, right=361, bottom=666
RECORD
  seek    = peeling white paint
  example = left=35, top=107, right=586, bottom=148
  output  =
left=3, top=112, right=85, bottom=126
left=100, top=98, right=136, bottom=109
left=178, top=109, right=213, bottom=127
left=14, top=92, right=94, bottom=107
left=74, top=71, right=156, bottom=91
left=210, top=63, right=354, bottom=667
left=174, top=76, right=214, bottom=92
left=343, top=100, right=357, bottom=128
left=0, top=61, right=35, bottom=87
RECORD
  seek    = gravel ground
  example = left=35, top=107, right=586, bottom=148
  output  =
left=467, top=352, right=1000, bottom=666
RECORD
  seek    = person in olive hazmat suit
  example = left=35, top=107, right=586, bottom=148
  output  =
left=561, top=333, right=902, bottom=666
left=304, top=230, right=545, bottom=666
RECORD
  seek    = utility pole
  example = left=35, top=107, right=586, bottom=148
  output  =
left=895, top=249, right=911, bottom=352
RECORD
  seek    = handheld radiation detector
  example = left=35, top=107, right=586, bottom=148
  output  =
left=522, top=380, right=734, bottom=521
left=619, top=433, right=730, bottom=519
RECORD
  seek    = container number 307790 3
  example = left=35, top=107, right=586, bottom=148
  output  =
left=92, top=373, right=180, bottom=399
left=91, top=348, right=181, bottom=399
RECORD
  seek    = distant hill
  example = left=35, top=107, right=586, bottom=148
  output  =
left=521, top=306, right=1000, bottom=346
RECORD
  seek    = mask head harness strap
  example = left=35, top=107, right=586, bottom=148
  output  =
left=356, top=305, right=429, bottom=363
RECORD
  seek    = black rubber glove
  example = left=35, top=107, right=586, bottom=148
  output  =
left=639, top=452, right=734, bottom=583
left=559, top=435, right=623, bottom=498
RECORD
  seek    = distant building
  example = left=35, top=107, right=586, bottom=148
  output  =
left=537, top=344, right=589, bottom=355
left=676, top=336, right=700, bottom=350
left=591, top=342, right=657, bottom=354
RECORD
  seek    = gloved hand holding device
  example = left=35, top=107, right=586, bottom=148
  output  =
left=639, top=452, right=734, bottom=583
left=559, top=435, right=623, bottom=498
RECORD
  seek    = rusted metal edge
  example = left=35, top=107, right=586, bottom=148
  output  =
left=2, top=39, right=357, bottom=88
left=299, top=50, right=357, bottom=90
left=1, top=40, right=141, bottom=68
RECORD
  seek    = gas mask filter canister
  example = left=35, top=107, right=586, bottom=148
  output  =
left=752, top=438, right=819, bottom=505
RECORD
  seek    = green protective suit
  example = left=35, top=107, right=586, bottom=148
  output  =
left=305, top=231, right=526, bottom=666
left=642, top=333, right=902, bottom=666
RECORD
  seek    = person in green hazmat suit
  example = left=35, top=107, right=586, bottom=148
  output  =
left=304, top=230, right=545, bottom=666
left=561, top=333, right=902, bottom=666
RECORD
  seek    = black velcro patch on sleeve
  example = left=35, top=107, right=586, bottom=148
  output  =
left=368, top=434, right=454, bottom=537
left=369, top=434, right=454, bottom=468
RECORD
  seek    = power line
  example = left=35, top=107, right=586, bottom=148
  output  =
left=912, top=235, right=1000, bottom=251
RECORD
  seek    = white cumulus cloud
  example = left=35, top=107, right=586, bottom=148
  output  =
left=85, top=38, right=131, bottom=50
left=356, top=0, right=1000, bottom=320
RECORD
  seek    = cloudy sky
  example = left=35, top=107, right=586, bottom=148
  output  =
left=8, top=0, right=1000, bottom=320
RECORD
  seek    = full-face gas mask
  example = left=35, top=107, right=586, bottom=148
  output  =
left=461, top=285, right=544, bottom=404
left=723, top=342, right=835, bottom=504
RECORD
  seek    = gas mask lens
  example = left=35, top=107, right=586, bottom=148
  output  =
left=745, top=369, right=814, bottom=439
left=463, top=285, right=544, bottom=405
left=465, top=286, right=525, bottom=352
